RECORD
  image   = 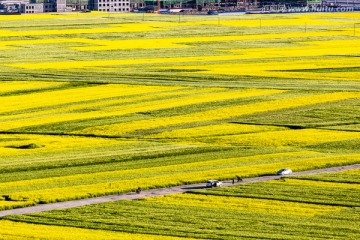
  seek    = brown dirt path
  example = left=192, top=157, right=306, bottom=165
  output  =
left=1, top=163, right=359, bottom=218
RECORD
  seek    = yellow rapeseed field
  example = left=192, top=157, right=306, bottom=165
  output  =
left=0, top=134, right=127, bottom=157
left=161, top=56, right=360, bottom=81
left=2, top=86, right=220, bottom=116
left=198, top=129, right=360, bottom=147
left=273, top=179, right=360, bottom=189
left=8, top=35, right=360, bottom=70
left=0, top=84, right=180, bottom=113
left=145, top=123, right=287, bottom=139
left=1, top=12, right=360, bottom=218
left=0, top=81, right=65, bottom=93
left=78, top=91, right=360, bottom=136
left=145, top=193, right=345, bottom=217
left=0, top=220, right=195, bottom=240
left=0, top=88, right=277, bottom=131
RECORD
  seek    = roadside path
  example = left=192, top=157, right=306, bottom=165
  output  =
left=1, top=163, right=359, bottom=218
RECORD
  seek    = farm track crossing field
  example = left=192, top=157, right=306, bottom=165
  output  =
left=2, top=169, right=359, bottom=239
left=0, top=11, right=359, bottom=239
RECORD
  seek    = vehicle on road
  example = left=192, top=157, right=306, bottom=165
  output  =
left=276, top=168, right=292, bottom=175
left=207, top=10, right=218, bottom=15
left=206, top=180, right=223, bottom=188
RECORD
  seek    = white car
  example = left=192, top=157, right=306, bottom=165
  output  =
left=206, top=180, right=223, bottom=188
left=276, top=168, right=292, bottom=176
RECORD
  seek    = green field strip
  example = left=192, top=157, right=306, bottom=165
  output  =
left=0, top=83, right=181, bottom=115
left=294, top=168, right=360, bottom=183
left=0, top=81, right=71, bottom=96
left=0, top=145, right=234, bottom=178
left=0, top=135, right=208, bottom=171
left=145, top=193, right=346, bottom=217
left=190, top=179, right=360, bottom=207
left=235, top=97, right=360, bottom=129
left=0, top=86, right=224, bottom=130
left=4, top=199, right=359, bottom=240
left=0, top=87, right=241, bottom=120
left=1, top=88, right=282, bottom=133
left=73, top=91, right=360, bottom=137
left=0, top=85, right=194, bottom=116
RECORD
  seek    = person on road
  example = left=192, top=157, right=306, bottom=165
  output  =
left=236, top=175, right=243, bottom=182
left=136, top=187, right=142, bottom=194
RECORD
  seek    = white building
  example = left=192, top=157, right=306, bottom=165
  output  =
left=92, top=0, right=130, bottom=12
left=0, top=0, right=71, bottom=13
left=21, top=0, right=67, bottom=13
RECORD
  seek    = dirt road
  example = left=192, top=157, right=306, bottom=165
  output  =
left=1, top=163, right=359, bottom=218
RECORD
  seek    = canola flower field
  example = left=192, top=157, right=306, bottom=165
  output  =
left=2, top=169, right=359, bottom=239
left=0, top=11, right=359, bottom=238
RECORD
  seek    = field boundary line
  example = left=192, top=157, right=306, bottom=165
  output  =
left=0, top=163, right=359, bottom=218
